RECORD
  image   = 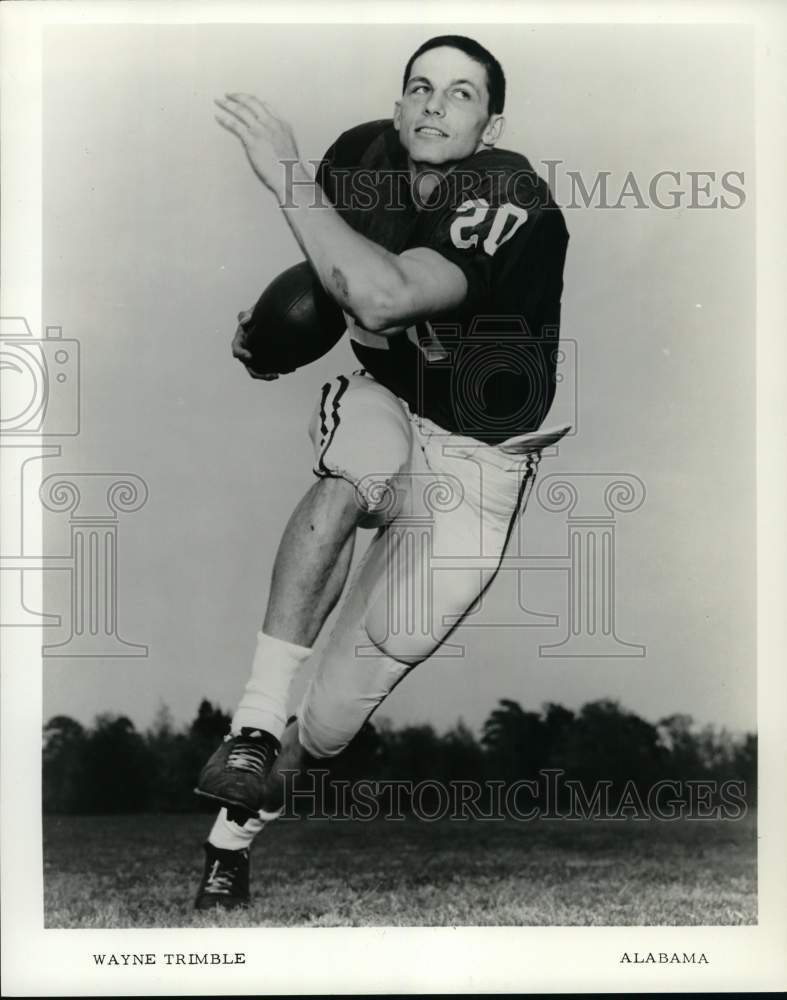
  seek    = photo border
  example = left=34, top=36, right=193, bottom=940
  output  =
left=1, top=0, right=785, bottom=995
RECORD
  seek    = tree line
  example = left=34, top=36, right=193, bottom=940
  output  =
left=42, top=697, right=756, bottom=815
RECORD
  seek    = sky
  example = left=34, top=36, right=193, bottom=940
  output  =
left=37, top=22, right=756, bottom=738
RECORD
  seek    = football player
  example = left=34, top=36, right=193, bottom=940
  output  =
left=194, top=35, right=570, bottom=909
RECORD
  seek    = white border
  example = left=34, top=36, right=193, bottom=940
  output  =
left=1, top=1, right=785, bottom=995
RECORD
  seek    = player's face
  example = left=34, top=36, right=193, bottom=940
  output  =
left=394, top=47, right=504, bottom=167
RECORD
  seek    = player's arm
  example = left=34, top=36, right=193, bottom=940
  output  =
left=282, top=167, right=467, bottom=332
left=283, top=166, right=468, bottom=331
left=214, top=94, right=468, bottom=332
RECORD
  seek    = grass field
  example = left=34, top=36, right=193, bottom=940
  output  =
left=43, top=812, right=757, bottom=928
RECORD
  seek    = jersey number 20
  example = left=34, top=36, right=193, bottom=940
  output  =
left=449, top=199, right=529, bottom=256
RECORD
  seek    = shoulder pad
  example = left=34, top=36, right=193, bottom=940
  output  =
left=444, top=147, right=555, bottom=211
left=329, top=119, right=403, bottom=170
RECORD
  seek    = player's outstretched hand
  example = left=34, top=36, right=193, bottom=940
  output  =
left=231, top=309, right=279, bottom=381
left=215, top=93, right=299, bottom=200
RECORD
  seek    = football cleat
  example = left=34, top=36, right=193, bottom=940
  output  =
left=194, top=842, right=250, bottom=910
left=194, top=727, right=280, bottom=815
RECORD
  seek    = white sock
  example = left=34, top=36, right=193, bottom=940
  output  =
left=231, top=631, right=312, bottom=739
left=207, top=806, right=283, bottom=851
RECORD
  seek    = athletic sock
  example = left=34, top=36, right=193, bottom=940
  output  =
left=231, top=631, right=312, bottom=739
left=207, top=806, right=283, bottom=851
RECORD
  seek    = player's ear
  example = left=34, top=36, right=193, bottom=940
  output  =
left=482, top=114, right=505, bottom=147
left=393, top=100, right=402, bottom=129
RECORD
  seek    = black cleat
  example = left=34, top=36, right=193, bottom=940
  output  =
left=194, top=842, right=250, bottom=911
left=194, top=727, right=280, bottom=815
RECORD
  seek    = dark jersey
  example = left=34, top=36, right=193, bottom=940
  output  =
left=317, top=120, right=569, bottom=443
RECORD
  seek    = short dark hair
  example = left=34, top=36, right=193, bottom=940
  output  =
left=402, top=35, right=506, bottom=115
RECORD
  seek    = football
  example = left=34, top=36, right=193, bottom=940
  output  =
left=241, top=261, right=347, bottom=376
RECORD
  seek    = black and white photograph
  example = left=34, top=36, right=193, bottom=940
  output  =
left=1, top=1, right=785, bottom=995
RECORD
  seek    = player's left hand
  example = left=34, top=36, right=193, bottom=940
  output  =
left=215, top=93, right=299, bottom=200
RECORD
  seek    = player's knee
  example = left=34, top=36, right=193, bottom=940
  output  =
left=362, top=606, right=435, bottom=667
left=347, top=406, right=410, bottom=481
left=297, top=701, right=355, bottom=759
left=309, top=378, right=411, bottom=519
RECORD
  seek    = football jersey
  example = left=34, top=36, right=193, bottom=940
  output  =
left=317, top=119, right=569, bottom=444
